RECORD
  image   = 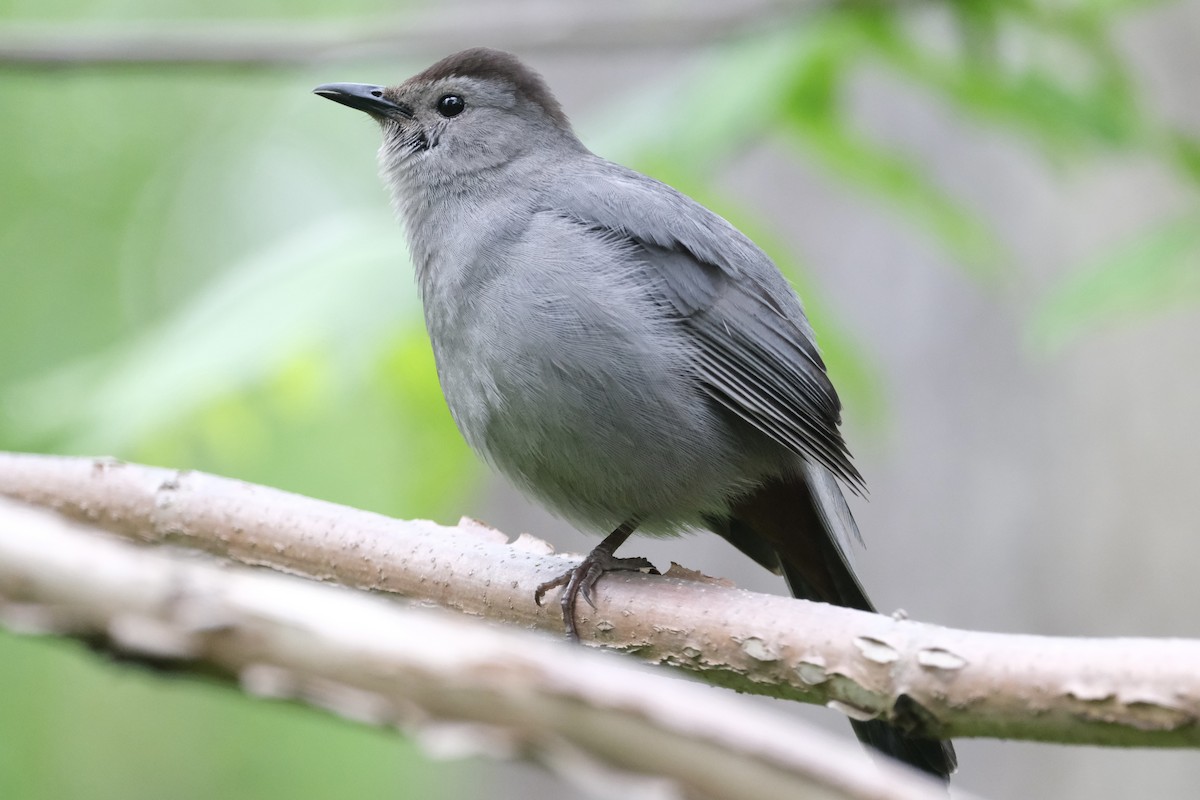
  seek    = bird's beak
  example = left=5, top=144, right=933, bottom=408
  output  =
left=313, top=83, right=413, bottom=119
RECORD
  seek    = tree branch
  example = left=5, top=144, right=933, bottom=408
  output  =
left=0, top=496, right=970, bottom=800
left=0, top=2, right=798, bottom=70
left=1, top=453, right=1199, bottom=751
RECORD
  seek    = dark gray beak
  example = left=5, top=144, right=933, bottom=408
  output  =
left=313, top=83, right=412, bottom=119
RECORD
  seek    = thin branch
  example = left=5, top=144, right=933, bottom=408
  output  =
left=1, top=453, right=1199, bottom=750
left=0, top=2, right=798, bottom=70
left=0, top=496, right=970, bottom=800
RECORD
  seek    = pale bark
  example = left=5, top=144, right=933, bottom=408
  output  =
left=1, top=452, right=1199, bottom=751
left=0, top=495, right=968, bottom=800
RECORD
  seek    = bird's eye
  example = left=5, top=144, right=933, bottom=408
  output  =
left=436, top=95, right=465, bottom=117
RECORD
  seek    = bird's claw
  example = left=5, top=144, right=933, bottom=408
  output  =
left=534, top=551, right=658, bottom=640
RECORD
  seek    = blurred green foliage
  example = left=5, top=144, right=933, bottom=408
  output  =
left=0, top=6, right=472, bottom=798
left=1, top=634, right=443, bottom=800
left=1032, top=211, right=1200, bottom=346
left=1, top=0, right=1198, bottom=797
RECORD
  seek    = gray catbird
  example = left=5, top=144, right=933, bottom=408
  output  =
left=315, top=47, right=956, bottom=781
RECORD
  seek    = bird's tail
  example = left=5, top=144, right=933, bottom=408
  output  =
left=715, top=465, right=957, bottom=781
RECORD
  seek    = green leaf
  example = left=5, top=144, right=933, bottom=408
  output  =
left=771, top=10, right=1003, bottom=277
left=778, top=109, right=1004, bottom=280
left=3, top=211, right=418, bottom=454
left=866, top=10, right=1145, bottom=153
left=1165, top=132, right=1200, bottom=184
left=1030, top=212, right=1200, bottom=350
left=585, top=24, right=829, bottom=165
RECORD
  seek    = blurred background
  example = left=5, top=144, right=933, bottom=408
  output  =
left=2, top=0, right=1199, bottom=798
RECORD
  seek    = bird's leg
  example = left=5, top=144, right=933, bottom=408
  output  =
left=534, top=519, right=657, bottom=639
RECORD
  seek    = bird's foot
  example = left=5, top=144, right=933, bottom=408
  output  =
left=534, top=548, right=658, bottom=640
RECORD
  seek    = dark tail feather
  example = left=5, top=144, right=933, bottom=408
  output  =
left=849, top=718, right=957, bottom=782
left=716, top=473, right=957, bottom=781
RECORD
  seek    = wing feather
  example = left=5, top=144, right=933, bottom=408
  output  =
left=546, top=159, right=864, bottom=493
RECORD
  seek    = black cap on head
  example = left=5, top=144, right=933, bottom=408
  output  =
left=407, top=47, right=569, bottom=128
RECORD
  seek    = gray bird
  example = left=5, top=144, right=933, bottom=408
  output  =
left=315, top=47, right=955, bottom=781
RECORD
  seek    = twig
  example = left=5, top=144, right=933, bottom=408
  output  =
left=0, top=2, right=796, bottom=70
left=1, top=452, right=1199, bottom=750
left=0, top=497, right=971, bottom=800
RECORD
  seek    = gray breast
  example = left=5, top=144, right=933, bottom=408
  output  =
left=427, top=210, right=781, bottom=533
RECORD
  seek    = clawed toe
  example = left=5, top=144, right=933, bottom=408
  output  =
left=534, top=548, right=658, bottom=640
left=534, top=571, right=570, bottom=607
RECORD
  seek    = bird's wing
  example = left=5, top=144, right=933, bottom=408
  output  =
left=545, top=159, right=863, bottom=494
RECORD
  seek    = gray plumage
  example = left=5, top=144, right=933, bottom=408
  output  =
left=375, top=52, right=858, bottom=533
left=314, top=47, right=954, bottom=781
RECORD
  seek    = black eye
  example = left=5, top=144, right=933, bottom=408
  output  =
left=437, top=94, right=465, bottom=117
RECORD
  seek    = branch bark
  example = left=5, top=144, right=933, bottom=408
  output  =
left=0, top=496, right=966, bottom=800
left=0, top=2, right=796, bottom=69
left=1, top=453, right=1199, bottom=751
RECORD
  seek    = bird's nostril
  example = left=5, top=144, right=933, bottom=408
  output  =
left=370, top=89, right=383, bottom=98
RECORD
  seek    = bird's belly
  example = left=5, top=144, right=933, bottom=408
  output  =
left=435, top=310, right=765, bottom=534
left=482, top=367, right=747, bottom=533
